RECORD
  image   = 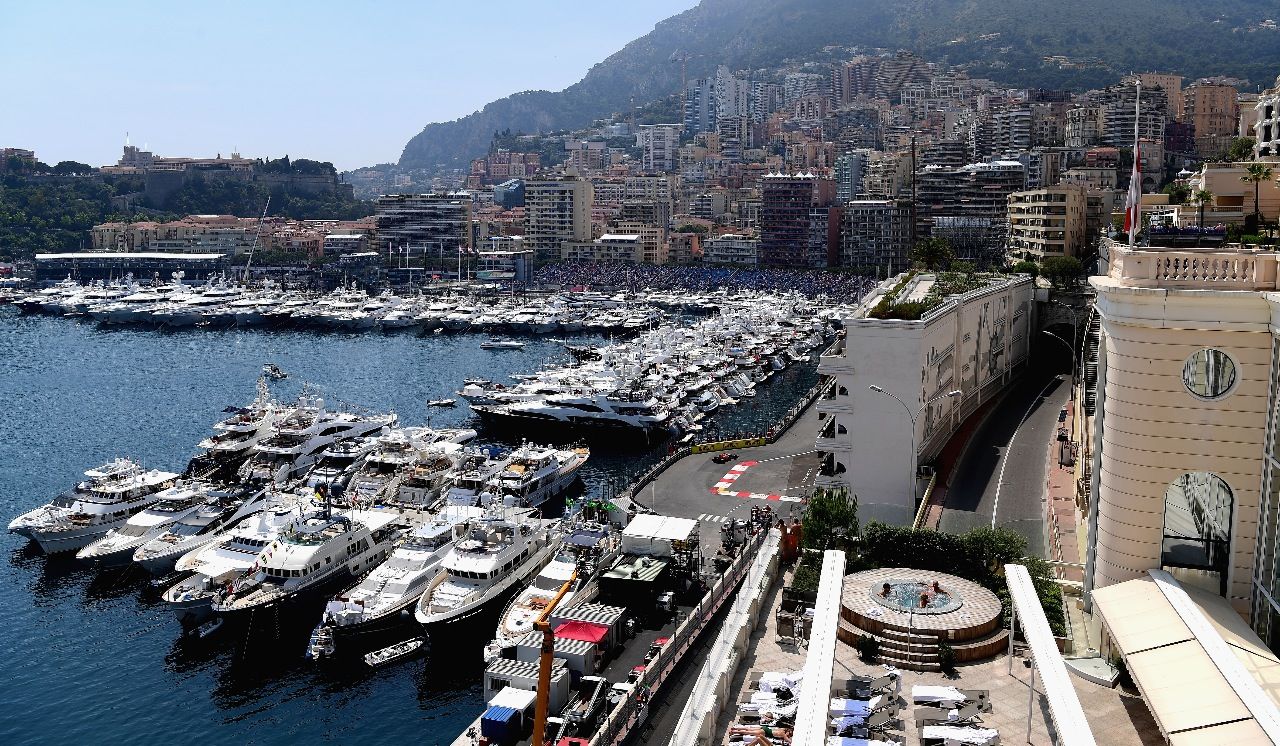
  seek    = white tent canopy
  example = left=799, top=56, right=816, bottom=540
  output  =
left=1092, top=570, right=1280, bottom=743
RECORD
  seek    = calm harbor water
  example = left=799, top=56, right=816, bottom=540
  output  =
left=0, top=308, right=815, bottom=746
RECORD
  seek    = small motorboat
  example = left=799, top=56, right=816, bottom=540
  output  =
left=186, top=616, right=223, bottom=640
left=262, top=363, right=288, bottom=380
left=364, top=637, right=427, bottom=668
left=479, top=339, right=525, bottom=350
left=306, top=624, right=336, bottom=660
left=427, top=399, right=457, bottom=408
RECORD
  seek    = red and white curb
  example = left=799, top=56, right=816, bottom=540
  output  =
left=709, top=459, right=801, bottom=501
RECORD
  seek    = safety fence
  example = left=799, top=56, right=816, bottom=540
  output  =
left=590, top=527, right=774, bottom=746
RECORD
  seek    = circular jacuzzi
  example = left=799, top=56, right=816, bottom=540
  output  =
left=869, top=579, right=963, bottom=614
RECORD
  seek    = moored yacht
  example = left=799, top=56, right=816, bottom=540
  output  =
left=8, top=459, right=180, bottom=554
left=211, top=508, right=403, bottom=618
left=75, top=483, right=208, bottom=567
left=309, top=504, right=485, bottom=657
left=238, top=391, right=396, bottom=485
left=161, top=498, right=309, bottom=625
left=132, top=484, right=268, bottom=575
left=414, top=505, right=558, bottom=627
left=486, top=443, right=589, bottom=509
left=483, top=517, right=618, bottom=662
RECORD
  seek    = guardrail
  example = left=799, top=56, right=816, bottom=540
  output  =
left=618, top=368, right=835, bottom=503
left=669, top=529, right=783, bottom=745
left=590, top=528, right=773, bottom=746
left=910, top=470, right=939, bottom=530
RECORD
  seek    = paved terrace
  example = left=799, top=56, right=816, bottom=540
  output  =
left=714, top=567, right=1165, bottom=746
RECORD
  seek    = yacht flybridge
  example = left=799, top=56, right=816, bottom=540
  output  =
left=211, top=508, right=403, bottom=617
left=238, top=390, right=397, bottom=485
left=414, top=505, right=557, bottom=627
left=8, top=459, right=180, bottom=554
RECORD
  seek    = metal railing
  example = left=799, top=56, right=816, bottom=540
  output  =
left=618, top=373, right=834, bottom=502
left=590, top=528, right=773, bottom=746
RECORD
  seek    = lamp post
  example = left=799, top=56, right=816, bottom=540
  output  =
left=1041, top=330, right=1077, bottom=399
left=869, top=386, right=963, bottom=506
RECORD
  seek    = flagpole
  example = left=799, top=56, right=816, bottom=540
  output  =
left=1130, top=80, right=1141, bottom=248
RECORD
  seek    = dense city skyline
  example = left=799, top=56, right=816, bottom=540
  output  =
left=0, top=0, right=698, bottom=170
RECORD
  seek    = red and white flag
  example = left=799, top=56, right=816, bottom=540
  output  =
left=1123, top=82, right=1142, bottom=245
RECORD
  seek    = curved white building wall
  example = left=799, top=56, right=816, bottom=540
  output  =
left=1090, top=262, right=1274, bottom=611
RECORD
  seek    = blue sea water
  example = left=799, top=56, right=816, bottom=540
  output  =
left=0, top=309, right=814, bottom=745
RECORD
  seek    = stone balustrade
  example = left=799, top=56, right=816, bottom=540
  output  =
left=1106, top=239, right=1280, bottom=290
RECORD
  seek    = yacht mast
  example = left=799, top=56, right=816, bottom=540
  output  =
left=242, top=197, right=272, bottom=286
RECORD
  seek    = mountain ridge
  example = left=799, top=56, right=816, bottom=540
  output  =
left=398, top=0, right=1280, bottom=172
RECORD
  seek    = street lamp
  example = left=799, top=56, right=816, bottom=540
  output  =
left=869, top=386, right=963, bottom=505
left=1041, top=330, right=1077, bottom=400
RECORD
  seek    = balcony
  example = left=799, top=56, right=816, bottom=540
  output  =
left=1105, top=240, right=1280, bottom=290
left=815, top=417, right=849, bottom=452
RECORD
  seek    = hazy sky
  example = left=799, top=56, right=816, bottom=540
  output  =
left=1, top=1, right=699, bottom=171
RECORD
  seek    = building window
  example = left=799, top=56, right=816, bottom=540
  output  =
left=1162, top=471, right=1233, bottom=596
left=1182, top=348, right=1237, bottom=400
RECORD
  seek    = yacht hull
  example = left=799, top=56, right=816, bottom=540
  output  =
left=415, top=543, right=557, bottom=627
left=28, top=518, right=123, bottom=554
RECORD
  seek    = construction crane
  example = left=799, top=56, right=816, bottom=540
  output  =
left=531, top=570, right=579, bottom=746
left=670, top=51, right=695, bottom=122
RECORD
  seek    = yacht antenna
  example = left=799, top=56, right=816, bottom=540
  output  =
left=242, top=196, right=271, bottom=285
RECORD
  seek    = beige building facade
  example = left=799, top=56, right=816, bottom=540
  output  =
left=1007, top=186, right=1088, bottom=262
left=1086, top=241, right=1277, bottom=615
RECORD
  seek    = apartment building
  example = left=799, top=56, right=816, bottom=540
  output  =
left=916, top=160, right=1026, bottom=265
left=839, top=200, right=912, bottom=271
left=1184, top=80, right=1241, bottom=159
left=759, top=173, right=818, bottom=268
left=524, top=175, right=594, bottom=261
left=374, top=193, right=472, bottom=256
left=702, top=234, right=759, bottom=266
left=636, top=124, right=682, bottom=173
left=1007, top=186, right=1089, bottom=262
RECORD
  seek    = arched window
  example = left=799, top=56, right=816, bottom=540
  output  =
left=1162, top=471, right=1233, bottom=596
left=838, top=386, right=849, bottom=396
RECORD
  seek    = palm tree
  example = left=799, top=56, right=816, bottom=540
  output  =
left=1241, top=163, right=1273, bottom=231
left=1190, top=189, right=1215, bottom=229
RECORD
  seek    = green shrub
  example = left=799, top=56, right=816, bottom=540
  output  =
left=790, top=562, right=822, bottom=594
left=856, top=634, right=881, bottom=662
left=938, top=640, right=957, bottom=673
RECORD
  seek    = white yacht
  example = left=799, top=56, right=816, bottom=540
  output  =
left=442, top=448, right=511, bottom=506
left=483, top=518, right=618, bottom=662
left=469, top=389, right=670, bottom=435
left=310, top=504, right=485, bottom=657
left=185, top=379, right=284, bottom=480
left=238, top=391, right=397, bottom=485
left=132, top=484, right=269, bottom=575
left=486, top=443, right=589, bottom=509
left=414, top=506, right=558, bottom=627
left=8, top=459, right=180, bottom=554
left=211, top=508, right=403, bottom=617
left=75, top=483, right=208, bottom=567
left=162, top=498, right=309, bottom=625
